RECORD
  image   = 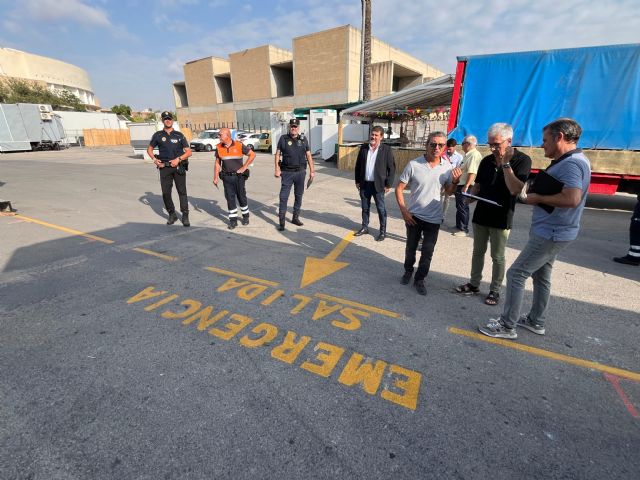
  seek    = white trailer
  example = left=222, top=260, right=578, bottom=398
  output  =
left=0, top=103, right=65, bottom=152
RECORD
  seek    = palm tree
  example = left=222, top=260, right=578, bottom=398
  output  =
left=362, top=0, right=372, bottom=101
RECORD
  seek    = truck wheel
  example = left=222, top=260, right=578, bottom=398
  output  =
left=205, top=144, right=213, bottom=152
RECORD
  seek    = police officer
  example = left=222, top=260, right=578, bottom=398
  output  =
left=213, top=127, right=256, bottom=229
left=274, top=118, right=315, bottom=231
left=147, top=111, right=192, bottom=226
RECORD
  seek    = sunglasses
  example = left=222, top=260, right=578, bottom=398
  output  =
left=429, top=142, right=446, bottom=148
left=290, top=125, right=299, bottom=128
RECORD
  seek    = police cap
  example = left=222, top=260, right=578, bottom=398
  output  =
left=161, top=111, right=173, bottom=120
left=289, top=118, right=300, bottom=126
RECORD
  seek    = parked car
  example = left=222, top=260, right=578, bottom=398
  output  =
left=190, top=130, right=220, bottom=152
left=257, top=132, right=271, bottom=152
left=241, top=133, right=261, bottom=150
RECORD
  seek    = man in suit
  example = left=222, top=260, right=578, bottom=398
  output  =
left=354, top=126, right=396, bottom=241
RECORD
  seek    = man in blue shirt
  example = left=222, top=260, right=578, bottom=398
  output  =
left=479, top=118, right=591, bottom=339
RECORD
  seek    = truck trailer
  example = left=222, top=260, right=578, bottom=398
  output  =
left=448, top=44, right=640, bottom=194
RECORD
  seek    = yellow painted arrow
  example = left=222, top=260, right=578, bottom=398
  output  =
left=300, top=231, right=355, bottom=288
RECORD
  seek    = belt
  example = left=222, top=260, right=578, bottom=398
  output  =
left=281, top=166, right=302, bottom=172
left=221, top=171, right=242, bottom=176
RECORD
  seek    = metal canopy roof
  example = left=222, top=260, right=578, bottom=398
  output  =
left=341, top=74, right=454, bottom=117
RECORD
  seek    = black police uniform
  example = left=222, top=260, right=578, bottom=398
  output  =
left=149, top=129, right=189, bottom=216
left=277, top=133, right=310, bottom=219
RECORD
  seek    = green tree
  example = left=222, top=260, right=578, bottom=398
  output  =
left=111, top=104, right=132, bottom=119
left=0, top=78, right=85, bottom=111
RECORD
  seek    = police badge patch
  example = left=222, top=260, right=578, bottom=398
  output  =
left=162, top=137, right=166, bottom=142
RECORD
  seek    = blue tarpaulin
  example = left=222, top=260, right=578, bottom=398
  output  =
left=449, top=44, right=640, bottom=150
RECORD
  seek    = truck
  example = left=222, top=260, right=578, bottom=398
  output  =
left=448, top=44, right=640, bottom=194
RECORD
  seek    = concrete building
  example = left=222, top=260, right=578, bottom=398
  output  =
left=0, top=47, right=99, bottom=109
left=173, top=25, right=443, bottom=130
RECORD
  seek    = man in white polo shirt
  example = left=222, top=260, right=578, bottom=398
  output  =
left=396, top=131, right=462, bottom=295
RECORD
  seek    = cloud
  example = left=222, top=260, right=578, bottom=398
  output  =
left=21, top=0, right=112, bottom=27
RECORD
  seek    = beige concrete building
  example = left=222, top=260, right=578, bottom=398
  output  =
left=0, top=47, right=99, bottom=109
left=173, top=25, right=443, bottom=130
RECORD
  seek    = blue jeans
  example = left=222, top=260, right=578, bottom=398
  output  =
left=359, top=181, right=387, bottom=230
left=500, top=234, right=571, bottom=329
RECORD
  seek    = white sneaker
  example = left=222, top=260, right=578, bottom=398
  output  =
left=452, top=230, right=469, bottom=237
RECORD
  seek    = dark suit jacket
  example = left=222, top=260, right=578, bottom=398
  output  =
left=354, top=143, right=396, bottom=193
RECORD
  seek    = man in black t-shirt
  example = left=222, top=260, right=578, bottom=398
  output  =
left=454, top=123, right=531, bottom=305
left=147, top=111, right=192, bottom=226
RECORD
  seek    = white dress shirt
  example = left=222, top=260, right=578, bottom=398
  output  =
left=365, top=144, right=379, bottom=181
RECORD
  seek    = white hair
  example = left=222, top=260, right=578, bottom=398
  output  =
left=463, top=135, right=477, bottom=146
left=487, top=123, right=513, bottom=140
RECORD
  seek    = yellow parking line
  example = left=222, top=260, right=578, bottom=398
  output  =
left=132, top=248, right=178, bottom=262
left=206, top=266, right=280, bottom=287
left=314, top=293, right=401, bottom=319
left=13, top=214, right=114, bottom=244
left=448, top=327, right=640, bottom=382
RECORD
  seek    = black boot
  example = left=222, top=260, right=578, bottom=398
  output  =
left=277, top=216, right=285, bottom=231
left=181, top=212, right=190, bottom=227
left=291, top=214, right=303, bottom=226
left=241, top=214, right=250, bottom=225
left=228, top=218, right=237, bottom=230
left=376, top=228, right=386, bottom=241
left=167, top=212, right=178, bottom=225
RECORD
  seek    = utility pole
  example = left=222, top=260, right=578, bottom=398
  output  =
left=361, top=0, right=372, bottom=102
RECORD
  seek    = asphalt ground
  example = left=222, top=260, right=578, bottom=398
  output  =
left=1, top=145, right=639, bottom=479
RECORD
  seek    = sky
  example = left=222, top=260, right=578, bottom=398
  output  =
left=1, top=0, right=638, bottom=111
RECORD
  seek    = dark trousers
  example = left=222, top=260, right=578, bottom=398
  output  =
left=454, top=185, right=469, bottom=232
left=279, top=170, right=305, bottom=217
left=359, top=181, right=387, bottom=230
left=160, top=167, right=188, bottom=214
left=221, top=174, right=248, bottom=219
left=404, top=217, right=440, bottom=281
left=629, top=195, right=640, bottom=252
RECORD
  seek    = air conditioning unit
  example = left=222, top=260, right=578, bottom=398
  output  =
left=38, top=104, right=51, bottom=113
left=40, top=112, right=52, bottom=120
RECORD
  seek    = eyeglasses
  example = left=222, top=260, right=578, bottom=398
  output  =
left=488, top=140, right=507, bottom=149
left=429, top=142, right=446, bottom=149
left=290, top=125, right=299, bottom=128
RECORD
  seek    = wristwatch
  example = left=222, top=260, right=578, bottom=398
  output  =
left=502, top=163, right=512, bottom=170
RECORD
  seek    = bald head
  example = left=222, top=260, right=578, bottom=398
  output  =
left=219, top=128, right=231, bottom=145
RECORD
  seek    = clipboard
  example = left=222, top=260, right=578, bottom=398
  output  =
left=528, top=170, right=564, bottom=213
left=461, top=191, right=502, bottom=207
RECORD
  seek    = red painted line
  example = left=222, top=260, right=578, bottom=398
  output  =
left=604, top=373, right=639, bottom=418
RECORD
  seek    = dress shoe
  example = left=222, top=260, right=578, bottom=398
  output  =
left=354, top=226, right=369, bottom=237
left=291, top=215, right=303, bottom=226
left=375, top=232, right=386, bottom=241
left=613, top=254, right=640, bottom=266
left=181, top=213, right=190, bottom=227
left=400, top=271, right=412, bottom=285
left=166, top=212, right=178, bottom=225
left=414, top=279, right=427, bottom=295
